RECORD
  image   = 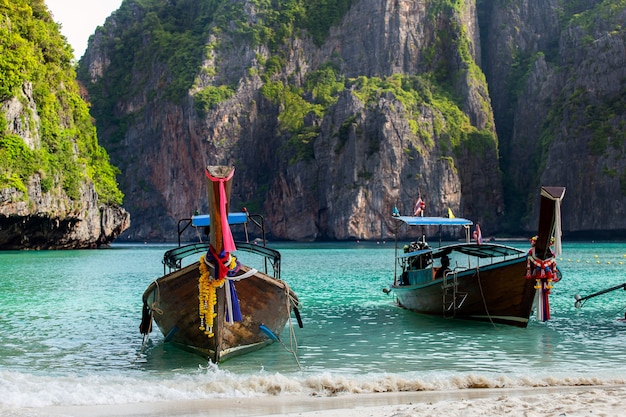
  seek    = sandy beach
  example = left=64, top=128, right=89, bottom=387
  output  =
left=34, top=385, right=625, bottom=417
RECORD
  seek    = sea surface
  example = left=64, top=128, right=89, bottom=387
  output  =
left=1, top=241, right=625, bottom=413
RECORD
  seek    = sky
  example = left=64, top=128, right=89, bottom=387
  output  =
left=45, top=0, right=124, bottom=59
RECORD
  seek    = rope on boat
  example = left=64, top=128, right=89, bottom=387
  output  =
left=194, top=223, right=204, bottom=243
left=228, top=268, right=258, bottom=281
left=258, top=284, right=301, bottom=370
left=148, top=279, right=164, bottom=317
left=132, top=280, right=163, bottom=364
left=475, top=267, right=497, bottom=329
left=282, top=280, right=302, bottom=370
left=226, top=266, right=301, bottom=369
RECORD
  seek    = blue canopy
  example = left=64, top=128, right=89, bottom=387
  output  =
left=393, top=216, right=473, bottom=227
left=191, top=212, right=248, bottom=227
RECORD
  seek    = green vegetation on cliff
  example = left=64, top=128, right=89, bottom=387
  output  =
left=261, top=65, right=495, bottom=165
left=80, top=0, right=361, bottom=164
left=82, top=0, right=490, bottom=147
left=79, top=0, right=495, bottom=214
left=79, top=0, right=358, bottom=137
left=0, top=0, right=123, bottom=205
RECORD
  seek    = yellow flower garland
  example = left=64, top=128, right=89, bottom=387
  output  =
left=198, top=254, right=226, bottom=338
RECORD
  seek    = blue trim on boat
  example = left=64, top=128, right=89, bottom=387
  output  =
left=192, top=212, right=248, bottom=227
left=259, top=324, right=279, bottom=341
left=394, top=216, right=473, bottom=226
left=164, top=326, right=179, bottom=342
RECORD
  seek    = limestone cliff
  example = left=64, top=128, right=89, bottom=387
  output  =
left=0, top=177, right=130, bottom=250
left=80, top=0, right=501, bottom=241
left=79, top=0, right=626, bottom=242
left=479, top=0, right=626, bottom=235
left=0, top=81, right=130, bottom=249
left=0, top=0, right=129, bottom=249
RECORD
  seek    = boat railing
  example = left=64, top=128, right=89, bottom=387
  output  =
left=442, top=269, right=468, bottom=316
left=452, top=244, right=527, bottom=270
left=165, top=211, right=279, bottom=277
left=235, top=241, right=281, bottom=279
left=162, top=241, right=281, bottom=277
left=163, top=242, right=209, bottom=270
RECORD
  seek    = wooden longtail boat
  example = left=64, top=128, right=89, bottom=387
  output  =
left=386, top=186, right=566, bottom=327
left=139, top=166, right=301, bottom=362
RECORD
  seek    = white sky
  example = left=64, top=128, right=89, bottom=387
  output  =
left=45, top=0, right=123, bottom=59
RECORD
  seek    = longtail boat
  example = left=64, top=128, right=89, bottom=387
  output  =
left=386, top=186, right=566, bottom=327
left=140, top=166, right=301, bottom=362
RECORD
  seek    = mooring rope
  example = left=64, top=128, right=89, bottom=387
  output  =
left=149, top=280, right=164, bottom=316
left=475, top=268, right=497, bottom=329
left=231, top=269, right=301, bottom=369
left=132, top=280, right=163, bottom=364
left=281, top=280, right=302, bottom=370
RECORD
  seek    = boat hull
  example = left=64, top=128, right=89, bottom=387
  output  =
left=143, top=261, right=295, bottom=362
left=392, top=257, right=537, bottom=327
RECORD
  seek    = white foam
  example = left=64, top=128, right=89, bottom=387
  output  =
left=2, top=368, right=624, bottom=409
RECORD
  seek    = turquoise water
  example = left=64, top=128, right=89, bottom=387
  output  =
left=1, top=241, right=625, bottom=411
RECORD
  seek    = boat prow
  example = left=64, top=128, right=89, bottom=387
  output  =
left=142, top=259, right=298, bottom=362
left=139, top=166, right=302, bottom=363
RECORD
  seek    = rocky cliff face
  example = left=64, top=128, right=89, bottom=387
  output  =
left=0, top=179, right=130, bottom=250
left=79, top=0, right=626, bottom=242
left=0, top=83, right=130, bottom=250
left=480, top=0, right=626, bottom=235
left=263, top=0, right=501, bottom=241
left=81, top=0, right=503, bottom=242
left=0, top=1, right=130, bottom=250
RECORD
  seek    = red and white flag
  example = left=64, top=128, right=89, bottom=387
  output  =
left=413, top=197, right=425, bottom=216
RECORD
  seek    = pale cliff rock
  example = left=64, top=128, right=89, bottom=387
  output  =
left=2, top=83, right=41, bottom=150
left=0, top=174, right=130, bottom=249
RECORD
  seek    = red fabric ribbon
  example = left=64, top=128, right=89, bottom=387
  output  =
left=206, top=168, right=236, bottom=253
left=208, top=245, right=229, bottom=280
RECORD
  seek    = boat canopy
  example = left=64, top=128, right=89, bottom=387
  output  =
left=393, top=216, right=473, bottom=227
left=192, top=212, right=248, bottom=227
left=435, top=243, right=524, bottom=259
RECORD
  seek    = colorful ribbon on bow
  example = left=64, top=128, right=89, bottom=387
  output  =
left=205, top=167, right=236, bottom=253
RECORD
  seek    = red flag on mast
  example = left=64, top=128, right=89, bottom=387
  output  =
left=413, top=197, right=425, bottom=216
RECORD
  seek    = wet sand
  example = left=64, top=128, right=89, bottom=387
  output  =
left=36, top=384, right=626, bottom=417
